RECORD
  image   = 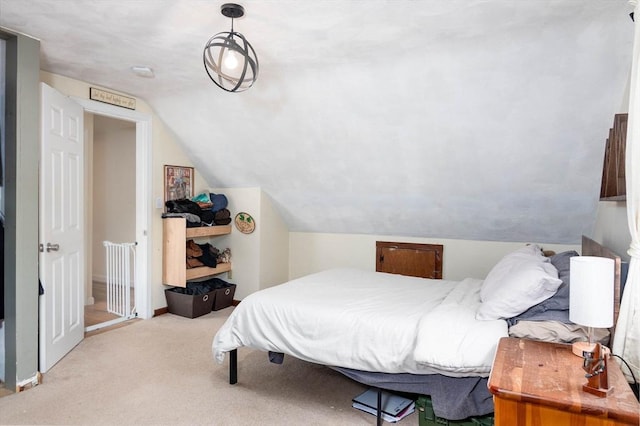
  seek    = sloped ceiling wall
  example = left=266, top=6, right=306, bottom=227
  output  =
left=0, top=0, right=634, bottom=243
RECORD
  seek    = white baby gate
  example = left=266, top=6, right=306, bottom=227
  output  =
left=85, top=241, right=137, bottom=332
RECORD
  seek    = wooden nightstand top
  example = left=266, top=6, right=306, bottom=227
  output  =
left=488, top=337, right=639, bottom=425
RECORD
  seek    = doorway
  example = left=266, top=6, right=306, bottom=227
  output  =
left=85, top=114, right=136, bottom=331
left=38, top=86, right=152, bottom=373
left=74, top=97, right=152, bottom=323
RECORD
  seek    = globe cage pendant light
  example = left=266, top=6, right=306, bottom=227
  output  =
left=203, top=3, right=259, bottom=92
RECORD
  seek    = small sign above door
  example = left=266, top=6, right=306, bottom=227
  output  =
left=89, top=87, right=136, bottom=110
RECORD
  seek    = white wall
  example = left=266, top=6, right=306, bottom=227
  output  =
left=211, top=188, right=260, bottom=300
left=209, top=187, right=289, bottom=299
left=91, top=116, right=136, bottom=282
left=259, top=191, right=289, bottom=289
left=289, top=233, right=579, bottom=281
left=593, top=201, right=631, bottom=262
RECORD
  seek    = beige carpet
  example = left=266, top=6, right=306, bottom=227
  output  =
left=0, top=308, right=417, bottom=425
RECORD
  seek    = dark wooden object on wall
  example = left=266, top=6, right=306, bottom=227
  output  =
left=600, top=113, right=627, bottom=201
left=375, top=241, right=443, bottom=279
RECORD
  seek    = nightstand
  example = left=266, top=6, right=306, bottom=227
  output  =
left=488, top=337, right=640, bottom=426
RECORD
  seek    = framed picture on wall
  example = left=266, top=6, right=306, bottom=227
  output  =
left=164, top=165, right=194, bottom=202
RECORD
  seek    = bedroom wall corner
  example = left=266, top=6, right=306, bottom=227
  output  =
left=258, top=191, right=289, bottom=290
left=593, top=201, right=631, bottom=261
left=589, top=67, right=632, bottom=263
left=209, top=187, right=289, bottom=299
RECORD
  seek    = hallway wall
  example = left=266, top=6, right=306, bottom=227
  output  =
left=91, top=115, right=136, bottom=283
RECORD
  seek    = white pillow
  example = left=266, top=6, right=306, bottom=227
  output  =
left=491, top=244, right=545, bottom=265
left=477, top=246, right=562, bottom=320
left=480, top=245, right=546, bottom=301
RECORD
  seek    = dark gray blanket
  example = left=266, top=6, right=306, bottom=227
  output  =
left=268, top=351, right=492, bottom=420
left=334, top=367, right=493, bottom=420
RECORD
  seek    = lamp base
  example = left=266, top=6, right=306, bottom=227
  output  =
left=572, top=341, right=596, bottom=357
left=583, top=383, right=614, bottom=398
left=578, top=342, right=612, bottom=398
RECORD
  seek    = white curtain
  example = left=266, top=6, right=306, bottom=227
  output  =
left=613, top=0, right=640, bottom=382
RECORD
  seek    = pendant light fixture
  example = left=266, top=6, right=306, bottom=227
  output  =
left=203, top=3, right=259, bottom=92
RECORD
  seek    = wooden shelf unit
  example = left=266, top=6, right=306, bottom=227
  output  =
left=163, top=217, right=231, bottom=287
left=600, top=113, right=628, bottom=201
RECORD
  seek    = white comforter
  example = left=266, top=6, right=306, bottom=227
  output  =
left=212, top=268, right=507, bottom=377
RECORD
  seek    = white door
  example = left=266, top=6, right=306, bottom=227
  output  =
left=39, top=83, right=85, bottom=373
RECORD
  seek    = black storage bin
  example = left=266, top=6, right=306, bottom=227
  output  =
left=165, top=287, right=215, bottom=318
left=213, top=283, right=236, bottom=310
left=191, top=277, right=236, bottom=311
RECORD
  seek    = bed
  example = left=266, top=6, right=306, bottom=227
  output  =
left=212, top=236, right=622, bottom=421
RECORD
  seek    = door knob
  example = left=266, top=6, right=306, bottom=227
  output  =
left=46, top=243, right=60, bottom=252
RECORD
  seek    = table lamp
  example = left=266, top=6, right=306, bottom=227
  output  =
left=569, top=255, right=614, bottom=397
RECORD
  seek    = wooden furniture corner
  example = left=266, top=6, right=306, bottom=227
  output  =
left=488, top=337, right=640, bottom=426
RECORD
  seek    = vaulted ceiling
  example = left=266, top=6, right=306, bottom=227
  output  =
left=0, top=0, right=634, bottom=243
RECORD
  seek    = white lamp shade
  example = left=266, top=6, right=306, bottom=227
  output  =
left=569, top=256, right=614, bottom=328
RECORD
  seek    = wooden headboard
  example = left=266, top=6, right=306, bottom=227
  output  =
left=581, top=235, right=622, bottom=343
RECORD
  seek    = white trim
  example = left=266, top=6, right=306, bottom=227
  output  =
left=84, top=315, right=137, bottom=333
left=72, top=97, right=149, bottom=122
left=73, top=97, right=153, bottom=320
left=135, top=118, right=152, bottom=319
left=16, top=372, right=41, bottom=390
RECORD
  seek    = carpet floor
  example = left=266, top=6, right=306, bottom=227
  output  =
left=0, top=308, right=417, bottom=425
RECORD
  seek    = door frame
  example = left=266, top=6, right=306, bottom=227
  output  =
left=73, top=97, right=152, bottom=320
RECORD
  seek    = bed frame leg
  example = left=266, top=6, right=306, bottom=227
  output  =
left=376, top=387, right=382, bottom=426
left=229, top=349, right=238, bottom=384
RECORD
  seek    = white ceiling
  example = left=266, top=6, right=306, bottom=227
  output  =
left=0, top=0, right=634, bottom=244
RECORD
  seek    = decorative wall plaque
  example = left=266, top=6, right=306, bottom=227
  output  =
left=89, top=87, right=136, bottom=110
left=164, top=165, right=194, bottom=203
left=234, top=212, right=255, bottom=234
